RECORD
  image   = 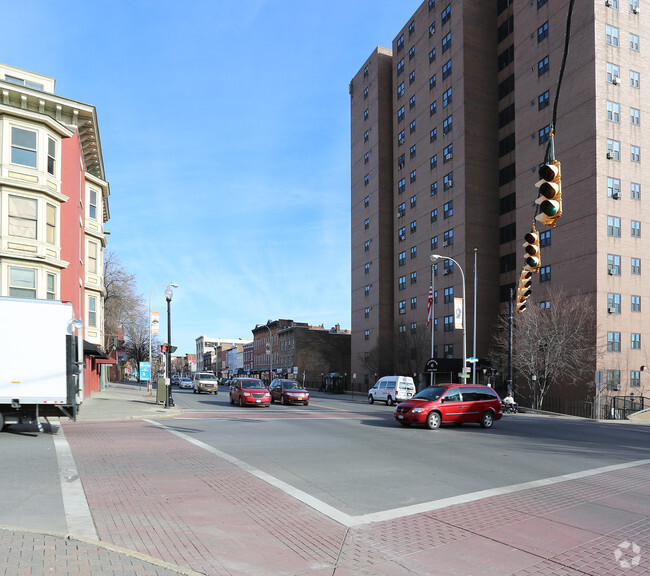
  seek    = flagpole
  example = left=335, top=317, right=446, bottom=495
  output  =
left=473, top=248, right=478, bottom=384
left=429, top=265, right=434, bottom=387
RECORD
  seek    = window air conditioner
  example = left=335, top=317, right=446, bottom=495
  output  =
left=606, top=152, right=612, bottom=160
left=608, top=307, right=615, bottom=314
left=613, top=384, right=621, bottom=391
left=443, top=269, right=450, bottom=275
left=443, top=241, right=449, bottom=247
left=444, top=153, right=453, bottom=161
left=633, top=6, right=639, bottom=14
left=612, top=77, right=620, bottom=85
left=448, top=180, right=453, bottom=188
left=399, top=234, right=405, bottom=241
left=612, top=191, right=620, bottom=199
left=608, top=268, right=614, bottom=275
left=605, top=0, right=611, bottom=6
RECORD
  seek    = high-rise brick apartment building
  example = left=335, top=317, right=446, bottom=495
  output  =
left=351, top=0, right=647, bottom=401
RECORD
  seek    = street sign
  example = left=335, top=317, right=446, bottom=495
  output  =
left=140, top=362, right=151, bottom=381
left=459, top=373, right=470, bottom=379
left=467, top=357, right=478, bottom=363
left=424, top=358, right=438, bottom=372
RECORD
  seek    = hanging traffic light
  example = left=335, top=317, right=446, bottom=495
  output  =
left=535, top=161, right=562, bottom=227
left=523, top=228, right=541, bottom=272
left=516, top=268, right=533, bottom=313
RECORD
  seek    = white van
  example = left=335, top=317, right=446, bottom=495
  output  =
left=368, top=376, right=416, bottom=406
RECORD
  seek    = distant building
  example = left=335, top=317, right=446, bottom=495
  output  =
left=195, top=336, right=251, bottom=372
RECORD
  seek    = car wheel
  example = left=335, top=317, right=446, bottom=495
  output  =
left=426, top=411, right=441, bottom=430
left=368, top=395, right=374, bottom=404
left=213, top=391, right=218, bottom=395
left=193, top=387, right=197, bottom=394
left=480, top=411, right=494, bottom=429
left=386, top=396, right=393, bottom=406
left=281, top=395, right=286, bottom=405
left=239, top=396, right=244, bottom=407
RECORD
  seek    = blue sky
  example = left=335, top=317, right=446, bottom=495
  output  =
left=4, top=0, right=423, bottom=355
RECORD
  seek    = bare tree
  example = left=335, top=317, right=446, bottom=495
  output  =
left=490, top=291, right=600, bottom=409
left=359, top=343, right=382, bottom=379
left=394, top=326, right=430, bottom=389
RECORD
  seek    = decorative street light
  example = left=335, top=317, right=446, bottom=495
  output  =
left=164, top=286, right=174, bottom=409
left=430, top=254, right=467, bottom=380
left=148, top=283, right=178, bottom=392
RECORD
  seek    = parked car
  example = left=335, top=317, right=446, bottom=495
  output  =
left=229, top=378, right=271, bottom=407
left=193, top=372, right=218, bottom=394
left=368, top=376, right=416, bottom=406
left=269, top=379, right=309, bottom=405
left=179, top=377, right=193, bottom=389
left=393, top=384, right=503, bottom=430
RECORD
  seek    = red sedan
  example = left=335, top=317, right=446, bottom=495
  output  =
left=229, top=378, right=271, bottom=407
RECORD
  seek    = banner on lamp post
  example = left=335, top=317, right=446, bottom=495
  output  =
left=151, top=311, right=160, bottom=334
left=454, top=298, right=464, bottom=330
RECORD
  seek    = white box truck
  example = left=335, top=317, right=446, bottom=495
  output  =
left=0, top=297, right=82, bottom=432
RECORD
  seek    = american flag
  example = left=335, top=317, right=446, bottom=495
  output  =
left=426, top=284, right=433, bottom=327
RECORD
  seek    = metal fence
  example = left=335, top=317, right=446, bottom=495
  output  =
left=524, top=394, right=648, bottom=420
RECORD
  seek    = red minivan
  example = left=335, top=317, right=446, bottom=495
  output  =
left=393, top=384, right=503, bottom=430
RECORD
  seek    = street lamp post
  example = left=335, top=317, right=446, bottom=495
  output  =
left=430, top=254, right=467, bottom=380
left=165, top=286, right=174, bottom=408
left=148, top=283, right=178, bottom=392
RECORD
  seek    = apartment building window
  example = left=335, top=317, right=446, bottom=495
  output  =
left=631, top=182, right=641, bottom=199
left=606, top=370, right=620, bottom=391
left=608, top=331, right=621, bottom=352
left=430, top=75, right=437, bottom=90
left=498, top=104, right=515, bottom=128
left=88, top=295, right=97, bottom=328
left=398, top=130, right=405, bottom=146
left=397, top=34, right=404, bottom=52
left=608, top=254, right=621, bottom=275
left=499, top=163, right=516, bottom=186
left=409, top=45, right=415, bottom=60
left=364, top=263, right=370, bottom=275
left=398, top=106, right=405, bottom=122
left=540, top=229, right=551, bottom=247
left=399, top=300, right=406, bottom=315
left=364, top=195, right=370, bottom=207
left=431, top=181, right=438, bottom=195
left=399, top=276, right=406, bottom=290
left=443, top=87, right=452, bottom=107
left=397, top=58, right=404, bottom=76
left=606, top=0, right=619, bottom=7
left=630, top=70, right=640, bottom=88
left=630, top=0, right=639, bottom=12
left=444, top=286, right=454, bottom=304
left=398, top=325, right=406, bottom=334
left=631, top=370, right=641, bottom=388
left=444, top=343, right=453, bottom=357
left=608, top=177, right=621, bottom=198
left=538, top=0, right=548, bottom=7
left=429, top=22, right=436, bottom=37
left=429, top=0, right=436, bottom=12
left=540, top=265, right=551, bottom=282
left=499, top=133, right=515, bottom=157
left=363, top=108, right=369, bottom=121
left=499, top=253, right=517, bottom=273
left=9, top=267, right=36, bottom=298
left=631, top=257, right=641, bottom=274
left=631, top=108, right=640, bottom=125
left=444, top=172, right=453, bottom=190
left=442, top=32, right=451, bottom=52
left=87, top=241, right=99, bottom=274
left=607, top=139, right=621, bottom=160
left=606, top=63, right=621, bottom=84
left=411, top=322, right=418, bottom=333
left=410, top=120, right=417, bottom=133
left=441, top=4, right=451, bottom=25
left=631, top=333, right=641, bottom=349
left=443, top=144, right=453, bottom=162
left=631, top=145, right=641, bottom=162
left=8, top=195, right=37, bottom=239
left=46, top=203, right=56, bottom=244
left=364, top=307, right=370, bottom=319
left=431, top=209, right=438, bottom=223
left=397, top=82, right=405, bottom=99
left=364, top=152, right=370, bottom=164
left=608, top=293, right=621, bottom=314
left=363, top=65, right=369, bottom=78
left=430, top=100, right=437, bottom=116
left=11, top=127, right=37, bottom=168
left=539, top=125, right=551, bottom=144
left=442, top=59, right=452, bottom=80
left=607, top=101, right=620, bottom=122
left=631, top=295, right=641, bottom=312
left=444, top=200, right=453, bottom=219
left=409, top=71, right=416, bottom=85
left=398, top=226, right=406, bottom=241
left=46, top=273, right=56, bottom=300
left=606, top=25, right=619, bottom=47
left=498, top=0, right=513, bottom=14
left=411, top=272, right=417, bottom=285
left=47, top=137, right=57, bottom=176
left=364, top=329, right=370, bottom=341
left=410, top=220, right=417, bottom=234
left=431, top=236, right=438, bottom=250
left=429, top=48, right=437, bottom=63
left=537, top=21, right=549, bottom=43
left=410, top=145, right=416, bottom=159
left=399, top=251, right=406, bottom=266
left=499, top=74, right=515, bottom=100
left=632, top=220, right=641, bottom=237
left=365, top=285, right=371, bottom=296
left=398, top=154, right=405, bottom=169
left=364, top=240, right=370, bottom=252
left=608, top=216, right=621, bottom=237
left=363, top=87, right=368, bottom=99
left=538, top=90, right=550, bottom=110
left=443, top=229, right=454, bottom=246
left=430, top=154, right=438, bottom=169
left=500, top=193, right=516, bottom=214
left=430, top=128, right=437, bottom=143
left=410, top=170, right=417, bottom=183
left=364, top=130, right=369, bottom=143
left=411, top=298, right=417, bottom=310
left=364, top=218, right=370, bottom=230
left=443, top=115, right=453, bottom=134
left=444, top=315, right=454, bottom=332
left=630, top=33, right=640, bottom=50
left=499, top=223, right=516, bottom=244
left=409, top=95, right=416, bottom=109
left=364, top=174, right=370, bottom=186
left=398, top=178, right=406, bottom=194
left=538, top=55, right=549, bottom=76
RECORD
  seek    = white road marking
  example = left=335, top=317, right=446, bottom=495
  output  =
left=148, top=420, right=650, bottom=528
